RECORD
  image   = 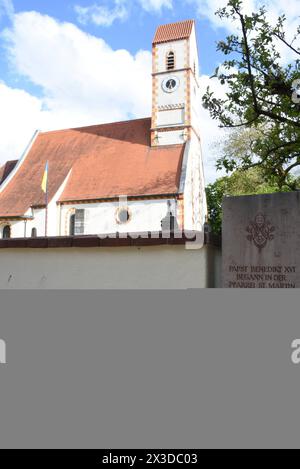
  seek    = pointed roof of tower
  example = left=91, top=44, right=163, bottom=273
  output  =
left=153, top=19, right=194, bottom=44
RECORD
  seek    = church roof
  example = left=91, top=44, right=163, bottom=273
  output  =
left=153, top=20, right=194, bottom=44
left=0, top=160, right=18, bottom=186
left=0, top=118, right=185, bottom=217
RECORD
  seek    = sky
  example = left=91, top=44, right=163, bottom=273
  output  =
left=0, top=0, right=299, bottom=183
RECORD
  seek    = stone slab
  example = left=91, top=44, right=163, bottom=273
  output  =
left=222, top=192, right=300, bottom=288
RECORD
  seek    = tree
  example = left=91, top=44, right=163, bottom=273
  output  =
left=215, top=126, right=300, bottom=190
left=202, top=0, right=300, bottom=189
left=206, top=168, right=283, bottom=235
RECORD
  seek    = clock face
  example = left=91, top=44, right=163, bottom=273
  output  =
left=162, top=76, right=180, bottom=93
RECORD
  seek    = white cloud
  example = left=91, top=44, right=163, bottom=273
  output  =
left=188, top=0, right=300, bottom=41
left=0, top=82, right=43, bottom=164
left=74, top=0, right=173, bottom=26
left=0, top=11, right=152, bottom=165
left=0, top=0, right=14, bottom=20
left=75, top=0, right=128, bottom=27
left=138, top=0, right=173, bottom=12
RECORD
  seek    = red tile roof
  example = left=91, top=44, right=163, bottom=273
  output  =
left=0, top=118, right=185, bottom=217
left=0, top=160, right=18, bottom=185
left=153, top=20, right=194, bottom=44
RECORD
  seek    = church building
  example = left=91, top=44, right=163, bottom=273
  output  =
left=0, top=20, right=206, bottom=239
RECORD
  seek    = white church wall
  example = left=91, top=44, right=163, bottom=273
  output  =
left=156, top=71, right=186, bottom=109
left=189, top=26, right=199, bottom=77
left=156, top=40, right=187, bottom=73
left=155, top=130, right=186, bottom=146
left=0, top=244, right=221, bottom=289
left=0, top=208, right=47, bottom=239
left=26, top=209, right=46, bottom=237
left=152, top=38, right=189, bottom=146
left=60, top=198, right=178, bottom=236
left=156, top=108, right=184, bottom=127
left=0, top=198, right=180, bottom=238
left=189, top=27, right=201, bottom=137
left=183, top=132, right=207, bottom=231
left=2, top=221, right=23, bottom=238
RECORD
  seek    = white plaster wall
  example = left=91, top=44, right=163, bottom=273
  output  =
left=156, top=71, right=186, bottom=109
left=1, top=208, right=49, bottom=239
left=25, top=209, right=45, bottom=237
left=189, top=26, right=200, bottom=77
left=156, top=40, right=187, bottom=73
left=183, top=27, right=206, bottom=229
left=156, top=108, right=184, bottom=127
left=183, top=133, right=207, bottom=231
left=154, top=40, right=188, bottom=146
left=155, top=130, right=186, bottom=146
left=60, top=198, right=178, bottom=236
left=1, top=220, right=23, bottom=238
left=1, top=198, right=180, bottom=238
left=153, top=29, right=202, bottom=145
left=0, top=245, right=221, bottom=289
left=189, top=26, right=201, bottom=136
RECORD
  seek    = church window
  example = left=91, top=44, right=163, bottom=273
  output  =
left=31, top=227, right=37, bottom=238
left=74, top=209, right=85, bottom=235
left=166, top=51, right=175, bottom=70
left=69, top=214, right=75, bottom=236
left=116, top=208, right=130, bottom=224
left=2, top=225, right=11, bottom=239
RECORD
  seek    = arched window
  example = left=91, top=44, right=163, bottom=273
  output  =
left=31, top=228, right=37, bottom=238
left=2, top=225, right=11, bottom=239
left=166, top=51, right=175, bottom=71
left=69, top=214, right=75, bottom=236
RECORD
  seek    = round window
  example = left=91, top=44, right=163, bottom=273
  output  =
left=117, top=208, right=130, bottom=224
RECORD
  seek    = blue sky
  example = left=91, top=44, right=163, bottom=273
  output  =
left=0, top=0, right=299, bottom=182
left=0, top=0, right=225, bottom=95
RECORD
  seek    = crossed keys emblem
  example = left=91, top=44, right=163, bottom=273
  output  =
left=246, top=213, right=275, bottom=250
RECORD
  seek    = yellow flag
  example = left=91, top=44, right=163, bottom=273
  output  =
left=41, top=162, right=48, bottom=193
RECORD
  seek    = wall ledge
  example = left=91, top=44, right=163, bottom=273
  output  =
left=0, top=231, right=219, bottom=249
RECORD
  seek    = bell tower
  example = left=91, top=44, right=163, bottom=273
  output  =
left=151, top=20, right=201, bottom=147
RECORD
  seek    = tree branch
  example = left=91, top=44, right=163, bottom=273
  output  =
left=235, top=7, right=260, bottom=114
left=219, top=116, right=260, bottom=128
left=259, top=109, right=300, bottom=128
left=273, top=32, right=300, bottom=56
left=283, top=156, right=300, bottom=176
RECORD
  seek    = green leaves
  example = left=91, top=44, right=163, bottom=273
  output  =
left=206, top=167, right=291, bottom=235
left=203, top=0, right=300, bottom=188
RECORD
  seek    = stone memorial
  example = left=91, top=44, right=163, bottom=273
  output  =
left=222, top=192, right=300, bottom=288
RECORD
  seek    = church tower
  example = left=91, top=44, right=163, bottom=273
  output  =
left=151, top=20, right=201, bottom=146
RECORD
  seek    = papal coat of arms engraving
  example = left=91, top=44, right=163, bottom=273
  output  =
left=246, top=213, right=275, bottom=250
